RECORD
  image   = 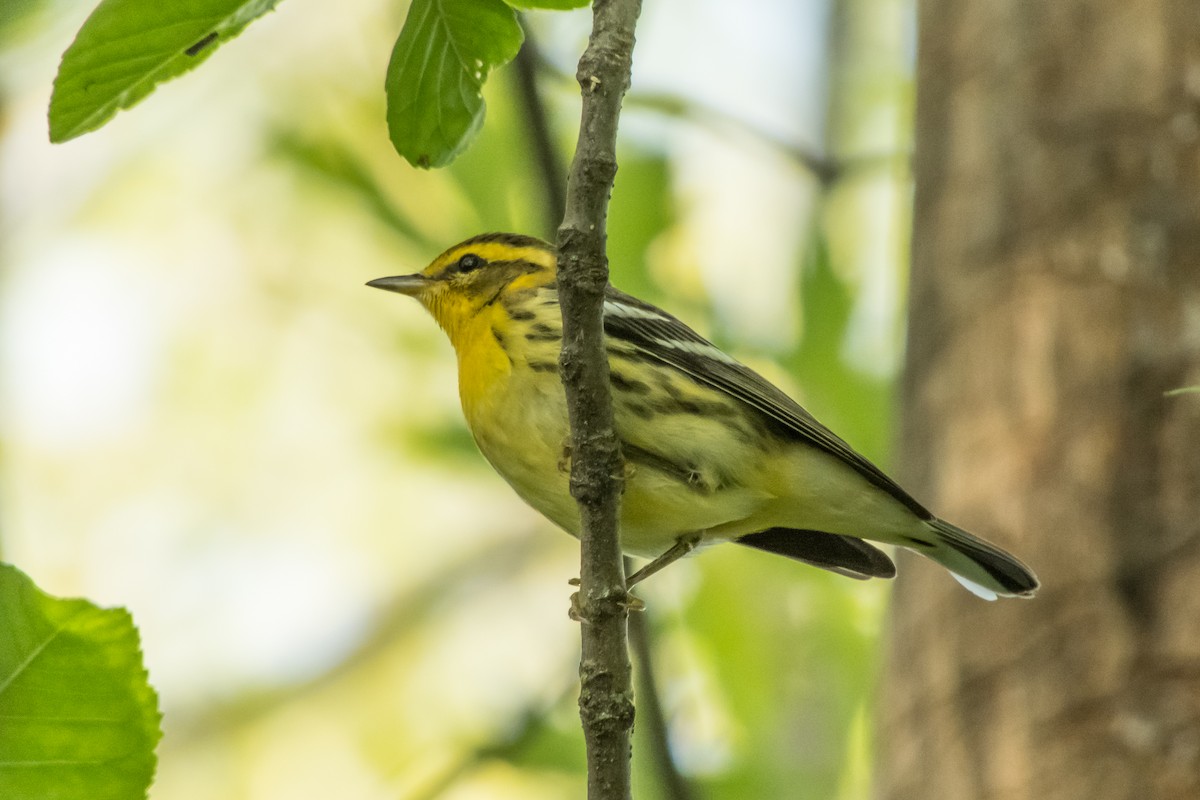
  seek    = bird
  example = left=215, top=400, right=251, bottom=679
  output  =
left=367, top=232, right=1038, bottom=600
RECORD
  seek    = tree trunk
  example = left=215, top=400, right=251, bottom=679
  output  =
left=877, top=2, right=1200, bottom=799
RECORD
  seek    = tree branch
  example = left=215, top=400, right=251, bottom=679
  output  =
left=519, top=26, right=690, bottom=794
left=554, top=1, right=643, bottom=798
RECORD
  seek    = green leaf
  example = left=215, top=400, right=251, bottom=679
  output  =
left=386, top=0, right=524, bottom=168
left=49, top=0, right=284, bottom=143
left=0, top=564, right=161, bottom=800
left=503, top=1, right=590, bottom=9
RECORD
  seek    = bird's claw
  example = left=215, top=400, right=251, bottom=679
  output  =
left=568, top=582, right=645, bottom=620
left=621, top=593, right=646, bottom=613
left=568, top=590, right=586, bottom=622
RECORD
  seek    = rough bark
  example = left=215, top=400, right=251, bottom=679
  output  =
left=555, top=1, right=643, bottom=798
left=877, top=2, right=1200, bottom=799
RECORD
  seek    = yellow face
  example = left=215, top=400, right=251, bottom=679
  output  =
left=367, top=233, right=558, bottom=329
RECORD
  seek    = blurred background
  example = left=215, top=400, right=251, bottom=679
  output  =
left=0, top=0, right=915, bottom=797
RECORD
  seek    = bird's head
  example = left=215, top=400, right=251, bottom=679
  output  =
left=368, top=233, right=557, bottom=338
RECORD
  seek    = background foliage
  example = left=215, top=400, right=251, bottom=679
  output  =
left=0, top=0, right=912, bottom=796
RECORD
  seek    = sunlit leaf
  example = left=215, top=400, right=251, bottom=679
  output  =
left=49, top=0, right=283, bottom=143
left=0, top=564, right=161, bottom=800
left=385, top=0, right=523, bottom=168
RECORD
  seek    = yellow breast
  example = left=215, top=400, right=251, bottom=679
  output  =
left=452, top=307, right=580, bottom=535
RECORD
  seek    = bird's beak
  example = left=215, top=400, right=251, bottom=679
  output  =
left=366, top=274, right=430, bottom=297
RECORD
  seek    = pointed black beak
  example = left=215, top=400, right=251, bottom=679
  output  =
left=366, top=274, right=430, bottom=296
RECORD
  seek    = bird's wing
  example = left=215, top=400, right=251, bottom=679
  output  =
left=602, top=287, right=931, bottom=519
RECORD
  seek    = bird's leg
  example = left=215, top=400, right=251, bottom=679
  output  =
left=626, top=532, right=703, bottom=587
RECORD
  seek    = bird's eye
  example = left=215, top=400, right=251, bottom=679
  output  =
left=456, top=253, right=483, bottom=272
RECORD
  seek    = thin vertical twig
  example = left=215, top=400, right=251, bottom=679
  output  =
left=627, top=599, right=695, bottom=800
left=518, top=24, right=693, bottom=794
left=513, top=24, right=567, bottom=239
left=554, top=1, right=643, bottom=798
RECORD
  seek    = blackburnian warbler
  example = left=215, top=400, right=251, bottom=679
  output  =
left=368, top=233, right=1038, bottom=599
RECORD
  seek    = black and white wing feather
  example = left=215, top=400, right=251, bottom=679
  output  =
left=601, top=287, right=932, bottom=520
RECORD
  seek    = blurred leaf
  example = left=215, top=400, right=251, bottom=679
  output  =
left=607, top=152, right=674, bottom=301
left=386, top=0, right=523, bottom=169
left=624, top=90, right=837, bottom=183
left=168, top=535, right=552, bottom=748
left=787, top=234, right=892, bottom=465
left=269, top=130, right=434, bottom=249
left=0, top=563, right=161, bottom=800
left=683, top=552, right=880, bottom=799
left=504, top=0, right=590, bottom=9
left=397, top=417, right=481, bottom=464
left=1165, top=385, right=1200, bottom=397
left=405, top=695, right=584, bottom=800
left=448, top=67, right=546, bottom=233
left=0, top=0, right=40, bottom=40
left=482, top=700, right=585, bottom=774
left=49, top=0, right=283, bottom=143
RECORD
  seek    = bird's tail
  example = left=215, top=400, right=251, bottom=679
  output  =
left=920, top=518, right=1039, bottom=600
